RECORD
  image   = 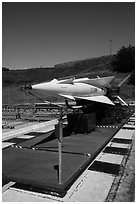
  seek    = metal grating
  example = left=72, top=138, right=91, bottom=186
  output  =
left=103, top=146, right=129, bottom=155
left=122, top=126, right=135, bottom=130
left=127, top=119, right=135, bottom=123
left=88, top=161, right=121, bottom=176
left=111, top=138, right=132, bottom=144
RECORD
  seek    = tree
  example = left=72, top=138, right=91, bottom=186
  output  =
left=2, top=67, right=9, bottom=71
left=111, top=45, right=135, bottom=72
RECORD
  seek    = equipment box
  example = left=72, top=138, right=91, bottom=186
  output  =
left=67, top=113, right=96, bottom=134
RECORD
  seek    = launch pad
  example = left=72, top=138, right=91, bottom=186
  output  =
left=3, top=147, right=90, bottom=197
left=3, top=125, right=119, bottom=197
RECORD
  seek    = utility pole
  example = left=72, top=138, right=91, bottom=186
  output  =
left=110, top=40, right=112, bottom=55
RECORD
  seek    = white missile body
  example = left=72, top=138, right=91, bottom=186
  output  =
left=30, top=76, right=115, bottom=105
left=32, top=79, right=104, bottom=96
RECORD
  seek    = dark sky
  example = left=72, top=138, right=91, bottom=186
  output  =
left=2, top=2, right=135, bottom=69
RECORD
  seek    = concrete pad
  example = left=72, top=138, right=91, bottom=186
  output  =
left=114, top=129, right=134, bottom=140
left=128, top=119, right=135, bottom=123
left=130, top=117, right=135, bottom=120
left=2, top=181, right=15, bottom=193
left=17, top=135, right=35, bottom=139
left=37, top=125, right=55, bottom=133
left=35, top=125, right=55, bottom=132
left=122, top=124, right=135, bottom=129
left=64, top=170, right=114, bottom=202
left=127, top=122, right=135, bottom=125
left=96, top=153, right=124, bottom=165
left=6, top=121, right=23, bottom=126
left=2, top=188, right=55, bottom=202
left=2, top=122, right=38, bottom=133
left=2, top=142, right=15, bottom=149
left=108, top=142, right=130, bottom=149
left=2, top=119, right=58, bottom=141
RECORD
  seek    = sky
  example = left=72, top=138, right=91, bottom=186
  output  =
left=2, top=2, right=135, bottom=69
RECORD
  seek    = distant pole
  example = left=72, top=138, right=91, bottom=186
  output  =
left=110, top=40, right=112, bottom=55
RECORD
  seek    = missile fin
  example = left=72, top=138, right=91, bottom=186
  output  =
left=59, top=94, right=75, bottom=100
left=75, top=95, right=115, bottom=105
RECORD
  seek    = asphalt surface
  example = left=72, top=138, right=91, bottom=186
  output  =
left=2, top=126, right=119, bottom=195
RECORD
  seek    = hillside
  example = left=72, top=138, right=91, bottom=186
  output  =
left=2, top=55, right=114, bottom=87
left=2, top=55, right=134, bottom=104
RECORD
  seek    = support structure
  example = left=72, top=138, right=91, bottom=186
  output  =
left=55, top=107, right=63, bottom=184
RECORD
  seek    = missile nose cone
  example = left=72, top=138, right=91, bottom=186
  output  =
left=31, top=84, right=41, bottom=90
left=32, top=82, right=50, bottom=90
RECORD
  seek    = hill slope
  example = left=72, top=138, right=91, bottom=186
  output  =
left=2, top=55, right=134, bottom=104
left=2, top=55, right=113, bottom=86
